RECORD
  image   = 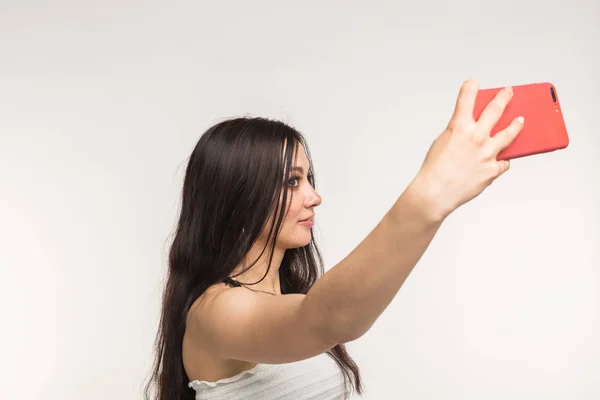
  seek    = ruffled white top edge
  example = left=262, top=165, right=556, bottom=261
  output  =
left=188, top=363, right=277, bottom=389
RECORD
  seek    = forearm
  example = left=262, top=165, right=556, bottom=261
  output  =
left=302, top=79, right=521, bottom=344
left=302, top=176, right=444, bottom=343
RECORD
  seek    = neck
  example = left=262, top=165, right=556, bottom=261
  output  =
left=230, top=244, right=285, bottom=295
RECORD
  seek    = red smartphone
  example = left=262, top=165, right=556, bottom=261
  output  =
left=473, top=82, right=570, bottom=160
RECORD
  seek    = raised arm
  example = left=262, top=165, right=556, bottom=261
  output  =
left=303, top=80, right=523, bottom=343
left=190, top=80, right=524, bottom=364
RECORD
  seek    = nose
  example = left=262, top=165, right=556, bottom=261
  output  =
left=305, top=187, right=322, bottom=208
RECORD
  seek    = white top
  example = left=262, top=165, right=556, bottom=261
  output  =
left=188, top=352, right=351, bottom=399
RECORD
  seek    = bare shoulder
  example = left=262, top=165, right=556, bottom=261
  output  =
left=183, top=283, right=260, bottom=381
left=184, top=281, right=333, bottom=365
left=186, top=282, right=269, bottom=345
left=187, top=282, right=238, bottom=332
left=188, top=282, right=266, bottom=319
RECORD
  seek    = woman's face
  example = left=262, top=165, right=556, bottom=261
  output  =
left=260, top=143, right=322, bottom=250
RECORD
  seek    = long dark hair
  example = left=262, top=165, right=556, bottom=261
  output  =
left=144, top=117, right=363, bottom=400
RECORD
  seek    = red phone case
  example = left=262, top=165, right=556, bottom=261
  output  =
left=473, top=82, right=570, bottom=160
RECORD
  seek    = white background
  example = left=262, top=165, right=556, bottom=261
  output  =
left=1, top=1, right=598, bottom=399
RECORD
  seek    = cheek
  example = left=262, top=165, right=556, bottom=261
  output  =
left=262, top=205, right=300, bottom=235
left=279, top=206, right=302, bottom=233
left=287, top=201, right=304, bottom=221
left=271, top=194, right=305, bottom=235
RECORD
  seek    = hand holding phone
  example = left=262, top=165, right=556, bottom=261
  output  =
left=473, top=82, right=570, bottom=160
left=411, top=80, right=570, bottom=221
left=411, top=80, right=525, bottom=221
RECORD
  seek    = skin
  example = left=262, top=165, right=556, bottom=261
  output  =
left=182, top=79, right=525, bottom=383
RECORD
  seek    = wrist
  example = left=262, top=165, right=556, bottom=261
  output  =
left=401, top=174, right=451, bottom=224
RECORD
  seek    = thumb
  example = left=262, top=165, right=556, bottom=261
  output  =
left=497, top=159, right=511, bottom=177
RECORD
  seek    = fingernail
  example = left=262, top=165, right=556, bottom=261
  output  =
left=517, top=116, right=524, bottom=124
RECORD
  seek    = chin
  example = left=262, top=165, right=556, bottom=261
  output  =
left=281, top=236, right=312, bottom=249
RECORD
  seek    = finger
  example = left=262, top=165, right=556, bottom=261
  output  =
left=476, top=86, right=514, bottom=132
left=496, top=159, right=511, bottom=177
left=489, top=116, right=524, bottom=153
left=450, top=79, right=479, bottom=126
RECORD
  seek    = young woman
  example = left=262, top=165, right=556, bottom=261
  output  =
left=145, top=80, right=524, bottom=399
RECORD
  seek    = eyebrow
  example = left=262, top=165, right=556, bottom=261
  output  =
left=291, top=166, right=311, bottom=174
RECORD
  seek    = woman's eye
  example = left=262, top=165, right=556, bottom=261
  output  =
left=288, top=174, right=313, bottom=188
left=288, top=176, right=301, bottom=187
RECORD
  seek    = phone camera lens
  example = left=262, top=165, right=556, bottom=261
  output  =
left=550, top=87, right=557, bottom=102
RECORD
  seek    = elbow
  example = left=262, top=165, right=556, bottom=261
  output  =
left=337, top=326, right=365, bottom=345
left=300, top=301, right=359, bottom=347
left=299, top=294, right=364, bottom=347
left=325, top=312, right=365, bottom=345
